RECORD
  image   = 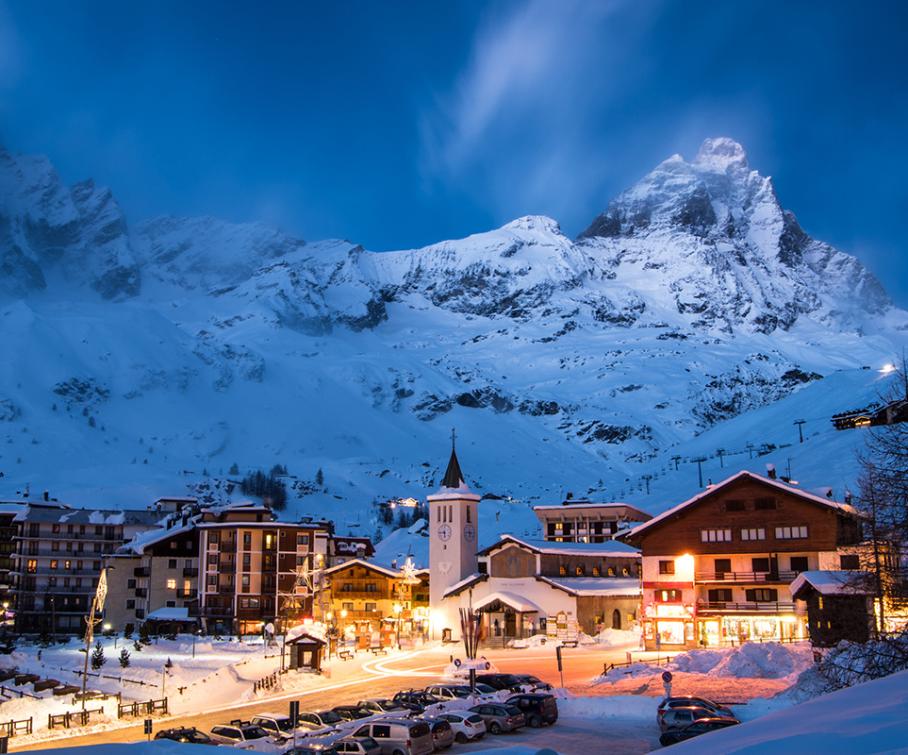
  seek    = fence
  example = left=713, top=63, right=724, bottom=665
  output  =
left=0, top=717, right=33, bottom=737
left=117, top=698, right=168, bottom=719
left=603, top=655, right=672, bottom=674
left=0, top=684, right=41, bottom=700
left=48, top=707, right=104, bottom=730
left=252, top=671, right=281, bottom=694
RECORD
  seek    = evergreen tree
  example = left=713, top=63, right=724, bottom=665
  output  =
left=138, top=622, right=151, bottom=645
left=164, top=657, right=173, bottom=670
left=91, top=641, right=106, bottom=670
left=229, top=462, right=239, bottom=475
left=315, top=468, right=324, bottom=486
left=119, top=647, right=131, bottom=668
left=133, top=640, right=143, bottom=652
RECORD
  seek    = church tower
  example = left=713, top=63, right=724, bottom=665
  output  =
left=427, top=436, right=480, bottom=638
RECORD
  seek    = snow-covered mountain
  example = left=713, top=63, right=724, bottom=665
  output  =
left=0, top=139, right=904, bottom=543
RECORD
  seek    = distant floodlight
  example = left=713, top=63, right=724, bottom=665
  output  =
left=880, top=363, right=896, bottom=374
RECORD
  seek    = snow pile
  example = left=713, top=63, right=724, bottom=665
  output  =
left=580, top=627, right=641, bottom=648
left=597, top=642, right=813, bottom=684
left=670, top=668, right=908, bottom=753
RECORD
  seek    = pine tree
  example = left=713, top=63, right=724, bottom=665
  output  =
left=91, top=641, right=106, bottom=670
left=118, top=647, right=131, bottom=668
left=133, top=640, right=143, bottom=652
left=315, top=468, right=324, bottom=486
left=138, top=622, right=151, bottom=645
left=229, top=462, right=239, bottom=475
left=164, top=657, right=173, bottom=670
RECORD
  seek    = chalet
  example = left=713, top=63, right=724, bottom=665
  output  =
left=790, top=571, right=873, bottom=646
left=623, top=471, right=866, bottom=650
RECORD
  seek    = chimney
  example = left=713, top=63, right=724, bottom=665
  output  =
left=766, top=463, right=777, bottom=480
left=43, top=490, right=49, bottom=502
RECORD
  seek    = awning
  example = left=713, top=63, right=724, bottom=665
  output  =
left=473, top=591, right=543, bottom=614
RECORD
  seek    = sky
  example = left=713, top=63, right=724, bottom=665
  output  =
left=1, top=0, right=907, bottom=304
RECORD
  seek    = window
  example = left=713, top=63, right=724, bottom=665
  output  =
left=50, top=559, right=58, bottom=570
left=707, top=588, right=732, bottom=603
left=607, top=566, right=616, bottom=576
left=622, top=566, right=630, bottom=576
left=656, top=589, right=682, bottom=602
left=775, top=525, right=808, bottom=540
left=466, top=507, right=471, bottom=524
left=170, top=541, right=177, bottom=550
left=714, top=558, right=731, bottom=576
left=64, top=560, right=71, bottom=570
left=818, top=596, right=824, bottom=610
left=296, top=533, right=309, bottom=547
left=477, top=561, right=488, bottom=574
left=166, top=578, right=177, bottom=589
left=165, top=600, right=176, bottom=608
left=751, top=557, right=770, bottom=573
left=559, top=565, right=567, bottom=576
left=741, top=528, right=765, bottom=541
left=79, top=525, right=86, bottom=535
left=264, top=533, right=274, bottom=549
left=790, top=556, right=809, bottom=573
left=575, top=565, right=585, bottom=576
left=342, top=602, right=354, bottom=611
left=658, top=560, right=675, bottom=575
left=241, top=574, right=250, bottom=589
left=840, top=554, right=860, bottom=570
left=371, top=725, right=390, bottom=739
left=52, top=523, right=61, bottom=533
left=364, top=583, right=378, bottom=593
left=126, top=599, right=135, bottom=610
left=242, top=554, right=251, bottom=570
left=51, top=541, right=59, bottom=552
left=243, top=532, right=252, bottom=549
left=725, top=499, right=745, bottom=511
left=48, top=576, right=57, bottom=587
left=592, top=567, right=600, bottom=577
left=754, top=498, right=776, bottom=510
left=26, top=559, right=37, bottom=573
left=95, top=525, right=103, bottom=536
left=93, top=543, right=101, bottom=552
left=127, top=578, right=136, bottom=589
left=76, top=560, right=83, bottom=570
left=365, top=602, right=377, bottom=612
left=701, top=529, right=732, bottom=543
left=745, top=588, right=778, bottom=602
left=168, top=559, right=177, bottom=569
left=207, top=575, right=217, bottom=586
left=207, top=554, right=218, bottom=566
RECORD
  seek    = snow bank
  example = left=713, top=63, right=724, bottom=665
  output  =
left=670, top=668, right=908, bottom=753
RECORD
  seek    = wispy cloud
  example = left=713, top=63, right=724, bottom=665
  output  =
left=419, top=0, right=657, bottom=228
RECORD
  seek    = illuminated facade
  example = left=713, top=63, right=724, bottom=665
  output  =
left=624, top=471, right=867, bottom=650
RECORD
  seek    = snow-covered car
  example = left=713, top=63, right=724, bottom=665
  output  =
left=357, top=699, right=413, bottom=716
left=252, top=714, right=298, bottom=739
left=510, top=674, right=553, bottom=692
left=209, top=722, right=279, bottom=747
left=298, top=711, right=346, bottom=731
left=332, top=706, right=375, bottom=722
left=659, top=717, right=739, bottom=746
left=504, top=693, right=558, bottom=727
left=432, top=711, right=486, bottom=743
left=351, top=718, right=434, bottom=755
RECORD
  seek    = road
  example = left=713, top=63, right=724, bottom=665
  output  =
left=13, top=644, right=639, bottom=752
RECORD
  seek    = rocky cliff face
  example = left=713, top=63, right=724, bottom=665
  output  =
left=0, top=139, right=903, bottom=510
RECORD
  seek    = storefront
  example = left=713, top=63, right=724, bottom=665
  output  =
left=696, top=614, right=806, bottom=646
left=644, top=602, right=694, bottom=648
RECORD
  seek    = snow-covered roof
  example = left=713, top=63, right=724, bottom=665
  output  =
left=18, top=505, right=163, bottom=527
left=323, top=558, right=402, bottom=579
left=536, top=576, right=641, bottom=597
left=0, top=502, right=27, bottom=516
left=443, top=572, right=488, bottom=598
left=532, top=502, right=651, bottom=519
left=625, top=470, right=863, bottom=540
left=120, top=522, right=197, bottom=555
left=146, top=607, right=194, bottom=622
left=473, top=591, right=543, bottom=614
left=790, top=570, right=872, bottom=597
left=479, top=534, right=640, bottom=558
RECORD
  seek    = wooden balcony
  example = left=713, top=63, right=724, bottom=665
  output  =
left=696, top=571, right=798, bottom=584
left=697, top=601, right=797, bottom=613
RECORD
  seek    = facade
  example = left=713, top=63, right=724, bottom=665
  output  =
left=0, top=503, right=25, bottom=615
left=318, top=558, right=429, bottom=646
left=533, top=498, right=651, bottom=542
left=427, top=446, right=481, bottom=639
left=11, top=503, right=163, bottom=634
left=197, top=502, right=332, bottom=635
left=443, top=534, right=641, bottom=645
left=624, top=471, right=867, bottom=650
left=103, top=523, right=200, bottom=633
left=790, top=571, right=873, bottom=647
left=328, top=536, right=375, bottom=567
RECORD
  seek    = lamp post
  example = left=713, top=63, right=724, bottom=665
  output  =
left=103, top=622, right=116, bottom=649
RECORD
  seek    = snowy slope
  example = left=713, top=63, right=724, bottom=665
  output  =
left=0, top=139, right=905, bottom=546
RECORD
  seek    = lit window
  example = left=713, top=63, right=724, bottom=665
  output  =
left=700, top=529, right=732, bottom=543
left=166, top=578, right=176, bottom=589
left=50, top=560, right=58, bottom=570
left=741, top=528, right=765, bottom=541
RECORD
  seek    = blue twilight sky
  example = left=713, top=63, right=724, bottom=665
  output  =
left=1, top=0, right=907, bottom=304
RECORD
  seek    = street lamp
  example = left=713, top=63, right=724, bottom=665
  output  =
left=103, top=622, right=116, bottom=648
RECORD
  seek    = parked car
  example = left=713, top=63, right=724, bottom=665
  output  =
left=209, top=722, right=275, bottom=746
left=251, top=713, right=297, bottom=738
left=305, top=733, right=382, bottom=755
left=333, top=706, right=375, bottom=722
left=474, top=674, right=524, bottom=693
left=154, top=727, right=216, bottom=745
left=657, top=696, right=734, bottom=729
left=468, top=704, right=526, bottom=734
left=350, top=718, right=434, bottom=755
left=659, top=707, right=725, bottom=732
left=511, top=675, right=553, bottom=692
left=416, top=716, right=454, bottom=750
left=505, top=693, right=558, bottom=727
left=659, top=717, right=739, bottom=746
left=392, top=690, right=442, bottom=711
left=434, top=711, right=486, bottom=743
left=298, top=711, right=346, bottom=730
left=284, top=746, right=339, bottom=755
left=358, top=699, right=413, bottom=715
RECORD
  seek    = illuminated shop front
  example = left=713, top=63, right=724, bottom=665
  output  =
left=696, top=613, right=806, bottom=646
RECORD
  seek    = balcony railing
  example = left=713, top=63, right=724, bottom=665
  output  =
left=134, top=587, right=148, bottom=598
left=697, top=601, right=797, bottom=613
left=176, top=588, right=198, bottom=599
left=696, top=571, right=798, bottom=584
left=182, top=567, right=199, bottom=578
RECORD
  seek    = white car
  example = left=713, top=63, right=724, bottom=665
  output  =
left=433, top=711, right=486, bottom=743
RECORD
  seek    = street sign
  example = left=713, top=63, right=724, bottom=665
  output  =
left=289, top=700, right=300, bottom=729
left=662, top=671, right=673, bottom=683
left=144, top=719, right=153, bottom=738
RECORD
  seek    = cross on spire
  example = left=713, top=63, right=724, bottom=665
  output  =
left=441, top=430, right=466, bottom=489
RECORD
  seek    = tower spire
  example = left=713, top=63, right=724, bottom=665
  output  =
left=441, top=430, right=466, bottom=489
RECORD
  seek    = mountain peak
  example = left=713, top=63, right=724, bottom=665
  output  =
left=501, top=215, right=562, bottom=234
left=693, top=137, right=748, bottom=172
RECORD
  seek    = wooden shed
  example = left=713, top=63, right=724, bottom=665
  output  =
left=286, top=632, right=326, bottom=672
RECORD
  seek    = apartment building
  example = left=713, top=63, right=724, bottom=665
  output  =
left=624, top=471, right=866, bottom=650
left=197, top=502, right=332, bottom=635
left=0, top=503, right=25, bottom=614
left=534, top=497, right=652, bottom=542
left=103, top=522, right=200, bottom=633
left=12, top=503, right=163, bottom=634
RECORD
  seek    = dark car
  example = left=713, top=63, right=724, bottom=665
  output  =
left=657, top=697, right=736, bottom=731
left=333, top=706, right=375, bottom=721
left=285, top=746, right=340, bottom=755
left=393, top=690, right=442, bottom=711
left=154, top=727, right=216, bottom=745
left=659, top=717, right=739, bottom=746
left=511, top=675, right=552, bottom=692
left=505, top=693, right=558, bottom=727
left=358, top=699, right=413, bottom=715
left=474, top=674, right=524, bottom=693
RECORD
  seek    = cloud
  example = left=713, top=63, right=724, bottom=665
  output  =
left=419, top=0, right=657, bottom=227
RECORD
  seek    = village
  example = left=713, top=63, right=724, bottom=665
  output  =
left=0, top=440, right=903, bottom=753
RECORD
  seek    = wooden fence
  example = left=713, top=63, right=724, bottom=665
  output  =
left=48, top=708, right=104, bottom=730
left=0, top=717, right=33, bottom=738
left=117, top=698, right=168, bottom=719
left=252, top=671, right=280, bottom=693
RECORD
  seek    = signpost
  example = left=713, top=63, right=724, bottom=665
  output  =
left=555, top=645, right=564, bottom=689
left=662, top=670, right=673, bottom=699
left=289, top=701, right=300, bottom=747
left=144, top=719, right=153, bottom=740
